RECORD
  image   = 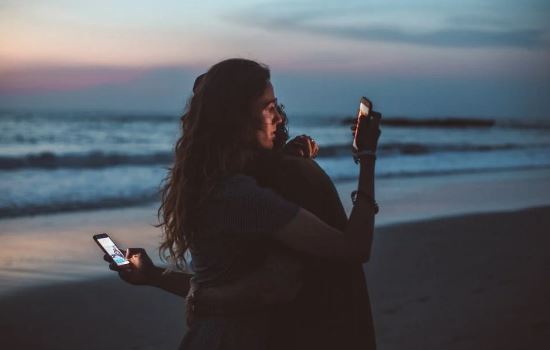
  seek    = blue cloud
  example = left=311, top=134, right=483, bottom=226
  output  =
left=230, top=5, right=549, bottom=49
left=312, top=25, right=547, bottom=49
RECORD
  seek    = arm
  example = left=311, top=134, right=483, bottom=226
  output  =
left=272, top=112, right=380, bottom=262
left=148, top=267, right=192, bottom=298
left=105, top=246, right=301, bottom=305
left=105, top=248, right=192, bottom=297
left=273, top=159, right=374, bottom=262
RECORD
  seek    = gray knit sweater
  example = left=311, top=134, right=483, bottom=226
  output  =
left=181, top=174, right=299, bottom=350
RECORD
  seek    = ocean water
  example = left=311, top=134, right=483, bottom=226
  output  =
left=1, top=110, right=550, bottom=218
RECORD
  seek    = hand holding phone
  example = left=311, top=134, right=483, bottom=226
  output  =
left=352, top=97, right=381, bottom=153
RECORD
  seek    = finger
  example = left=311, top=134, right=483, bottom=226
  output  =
left=370, top=111, right=382, bottom=122
left=304, top=142, right=314, bottom=157
left=299, top=137, right=310, bottom=145
left=125, top=248, right=144, bottom=259
left=294, top=138, right=308, bottom=146
left=307, top=138, right=317, bottom=148
left=300, top=139, right=310, bottom=154
left=118, top=270, right=131, bottom=281
left=294, top=139, right=309, bottom=155
left=310, top=142, right=319, bottom=158
left=312, top=140, right=319, bottom=152
left=307, top=140, right=315, bottom=156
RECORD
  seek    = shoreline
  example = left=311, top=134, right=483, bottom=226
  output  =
left=339, top=167, right=550, bottom=225
left=1, top=206, right=549, bottom=349
left=2, top=166, right=549, bottom=221
left=1, top=167, right=550, bottom=296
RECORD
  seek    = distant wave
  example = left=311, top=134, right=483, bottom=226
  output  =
left=2, top=141, right=549, bottom=170
left=495, top=120, right=550, bottom=130
left=330, top=164, right=550, bottom=182
left=2, top=164, right=549, bottom=219
left=4, top=111, right=549, bottom=129
left=0, top=151, right=173, bottom=170
left=0, top=111, right=179, bottom=123
left=340, top=117, right=495, bottom=128
left=318, top=142, right=550, bottom=158
left=0, top=192, right=159, bottom=219
left=338, top=116, right=550, bottom=130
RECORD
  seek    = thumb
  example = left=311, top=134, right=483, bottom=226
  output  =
left=370, top=111, right=382, bottom=123
left=125, top=248, right=142, bottom=259
left=126, top=247, right=145, bottom=255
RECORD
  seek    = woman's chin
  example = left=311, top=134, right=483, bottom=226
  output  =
left=256, top=139, right=275, bottom=150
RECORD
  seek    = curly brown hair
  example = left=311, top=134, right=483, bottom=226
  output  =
left=158, top=58, right=271, bottom=269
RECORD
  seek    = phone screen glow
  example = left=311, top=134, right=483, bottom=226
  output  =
left=359, top=102, right=370, bottom=117
left=97, top=237, right=129, bottom=266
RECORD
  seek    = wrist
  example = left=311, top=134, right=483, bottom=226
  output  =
left=358, top=157, right=376, bottom=173
left=351, top=189, right=379, bottom=213
left=354, top=151, right=376, bottom=164
left=359, top=155, right=376, bottom=163
left=147, top=266, right=164, bottom=287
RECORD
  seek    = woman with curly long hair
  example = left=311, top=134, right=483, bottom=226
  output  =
left=153, top=58, right=381, bottom=349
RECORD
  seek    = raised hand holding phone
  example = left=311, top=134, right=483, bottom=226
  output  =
left=352, top=97, right=381, bottom=155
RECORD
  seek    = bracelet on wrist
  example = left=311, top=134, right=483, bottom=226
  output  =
left=351, top=190, right=379, bottom=214
left=353, top=150, right=377, bottom=164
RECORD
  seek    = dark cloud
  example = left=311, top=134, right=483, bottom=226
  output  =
left=231, top=9, right=549, bottom=49
left=313, top=25, right=547, bottom=49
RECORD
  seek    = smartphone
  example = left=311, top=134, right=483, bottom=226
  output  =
left=352, top=97, right=373, bottom=152
left=93, top=233, right=131, bottom=268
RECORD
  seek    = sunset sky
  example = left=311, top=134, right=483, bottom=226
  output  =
left=1, top=0, right=549, bottom=118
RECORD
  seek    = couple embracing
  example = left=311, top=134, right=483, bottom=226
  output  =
left=105, top=58, right=381, bottom=349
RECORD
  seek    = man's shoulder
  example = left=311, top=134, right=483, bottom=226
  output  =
left=278, top=155, right=328, bottom=179
left=274, top=155, right=347, bottom=229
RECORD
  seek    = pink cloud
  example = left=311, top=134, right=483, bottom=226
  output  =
left=0, top=66, right=148, bottom=94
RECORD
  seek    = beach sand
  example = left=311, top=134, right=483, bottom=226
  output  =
left=1, top=206, right=549, bottom=349
left=368, top=206, right=550, bottom=350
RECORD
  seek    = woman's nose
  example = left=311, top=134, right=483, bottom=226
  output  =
left=273, top=109, right=283, bottom=125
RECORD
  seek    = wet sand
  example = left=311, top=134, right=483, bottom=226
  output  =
left=1, top=206, right=549, bottom=349
left=3, top=167, right=549, bottom=296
